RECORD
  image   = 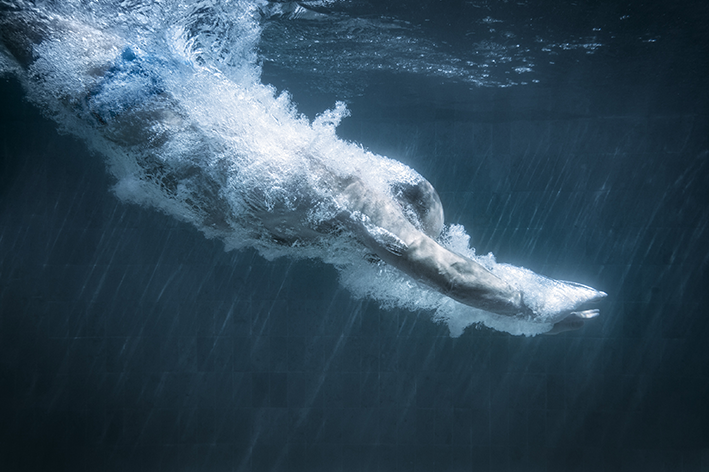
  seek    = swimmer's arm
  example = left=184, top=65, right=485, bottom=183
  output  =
left=339, top=179, right=525, bottom=316
left=378, top=231, right=525, bottom=315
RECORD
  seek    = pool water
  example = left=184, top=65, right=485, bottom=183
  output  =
left=1, top=0, right=707, bottom=470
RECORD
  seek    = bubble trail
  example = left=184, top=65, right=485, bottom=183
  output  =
left=0, top=0, right=606, bottom=336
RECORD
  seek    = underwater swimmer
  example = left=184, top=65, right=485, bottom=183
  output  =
left=0, top=5, right=605, bottom=334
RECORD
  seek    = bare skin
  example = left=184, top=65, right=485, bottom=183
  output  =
left=337, top=181, right=601, bottom=333
left=337, top=177, right=527, bottom=316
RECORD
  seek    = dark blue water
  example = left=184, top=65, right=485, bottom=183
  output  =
left=1, top=0, right=708, bottom=470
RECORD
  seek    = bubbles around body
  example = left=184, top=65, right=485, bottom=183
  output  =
left=0, top=0, right=606, bottom=336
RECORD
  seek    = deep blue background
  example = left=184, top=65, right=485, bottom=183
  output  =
left=1, top=0, right=708, bottom=470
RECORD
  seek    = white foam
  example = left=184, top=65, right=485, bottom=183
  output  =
left=4, top=0, right=604, bottom=336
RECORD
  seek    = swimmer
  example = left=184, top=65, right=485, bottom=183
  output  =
left=0, top=3, right=606, bottom=334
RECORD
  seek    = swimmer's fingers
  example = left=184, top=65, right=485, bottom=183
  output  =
left=570, top=308, right=600, bottom=319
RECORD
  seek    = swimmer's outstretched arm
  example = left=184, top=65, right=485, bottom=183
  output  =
left=339, top=178, right=526, bottom=316
left=396, top=233, right=525, bottom=314
left=339, top=178, right=604, bottom=333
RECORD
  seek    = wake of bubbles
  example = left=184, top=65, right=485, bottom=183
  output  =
left=1, top=0, right=604, bottom=336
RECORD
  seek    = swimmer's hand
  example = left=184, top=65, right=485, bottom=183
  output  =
left=509, top=277, right=606, bottom=335
left=544, top=304, right=604, bottom=335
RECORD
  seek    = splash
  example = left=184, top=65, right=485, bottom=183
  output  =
left=0, top=0, right=605, bottom=336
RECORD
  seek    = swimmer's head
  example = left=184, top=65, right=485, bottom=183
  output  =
left=391, top=179, right=445, bottom=239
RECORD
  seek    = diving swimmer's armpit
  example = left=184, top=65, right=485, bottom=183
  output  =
left=0, top=3, right=606, bottom=336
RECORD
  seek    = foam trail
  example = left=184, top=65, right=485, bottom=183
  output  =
left=0, top=0, right=605, bottom=336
